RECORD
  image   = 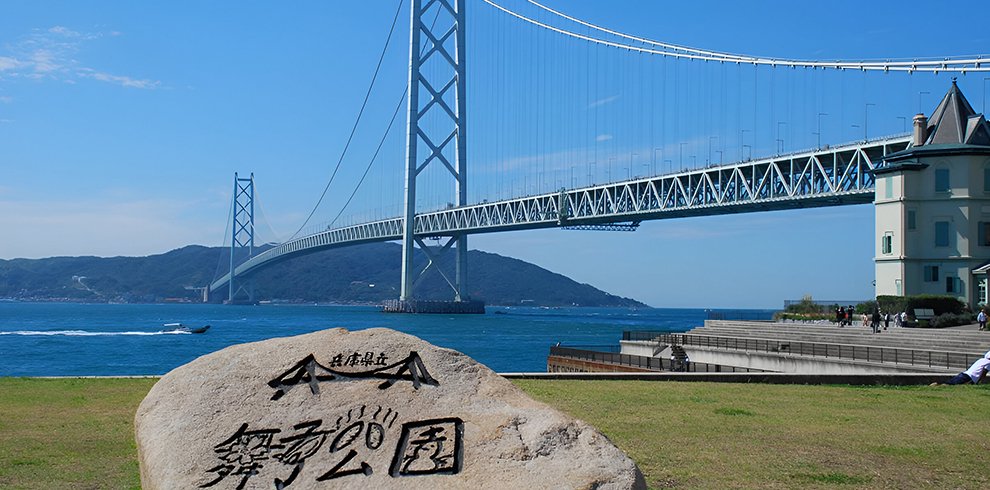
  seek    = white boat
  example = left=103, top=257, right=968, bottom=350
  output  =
left=161, top=323, right=210, bottom=334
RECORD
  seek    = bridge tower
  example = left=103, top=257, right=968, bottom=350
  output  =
left=390, top=0, right=482, bottom=313
left=228, top=172, right=255, bottom=304
left=874, top=81, right=990, bottom=308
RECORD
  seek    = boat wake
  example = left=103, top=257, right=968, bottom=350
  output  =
left=0, top=330, right=191, bottom=336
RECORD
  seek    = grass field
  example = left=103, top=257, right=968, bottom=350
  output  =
left=0, top=378, right=987, bottom=489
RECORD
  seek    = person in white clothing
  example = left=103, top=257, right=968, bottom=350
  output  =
left=942, top=350, right=990, bottom=385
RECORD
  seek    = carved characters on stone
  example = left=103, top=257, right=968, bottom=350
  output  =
left=390, top=418, right=464, bottom=477
left=267, top=351, right=439, bottom=401
left=201, top=350, right=463, bottom=488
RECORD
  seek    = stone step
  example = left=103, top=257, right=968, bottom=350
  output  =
left=686, top=330, right=990, bottom=354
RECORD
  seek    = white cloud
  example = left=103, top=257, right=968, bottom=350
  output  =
left=28, top=49, right=59, bottom=74
left=0, top=96, right=12, bottom=103
left=47, top=26, right=79, bottom=37
left=78, top=68, right=160, bottom=89
left=596, top=134, right=613, bottom=142
left=588, top=95, right=619, bottom=108
left=0, top=56, right=20, bottom=71
left=0, top=26, right=159, bottom=89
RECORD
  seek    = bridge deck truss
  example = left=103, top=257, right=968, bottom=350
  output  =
left=209, top=136, right=910, bottom=293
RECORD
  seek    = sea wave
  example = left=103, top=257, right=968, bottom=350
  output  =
left=0, top=330, right=190, bottom=336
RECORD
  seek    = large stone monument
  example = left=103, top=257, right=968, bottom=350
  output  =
left=135, top=328, right=646, bottom=489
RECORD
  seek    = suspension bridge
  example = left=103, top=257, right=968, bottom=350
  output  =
left=208, top=0, right=990, bottom=311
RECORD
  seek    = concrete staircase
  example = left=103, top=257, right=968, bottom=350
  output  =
left=675, top=320, right=990, bottom=372
left=691, top=320, right=990, bottom=354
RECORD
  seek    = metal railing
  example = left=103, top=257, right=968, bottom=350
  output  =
left=705, top=309, right=775, bottom=321
left=637, top=333, right=981, bottom=370
left=548, top=346, right=758, bottom=373
left=550, top=346, right=666, bottom=371
left=622, top=331, right=674, bottom=342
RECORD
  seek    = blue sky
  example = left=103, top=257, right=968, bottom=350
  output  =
left=1, top=1, right=988, bottom=308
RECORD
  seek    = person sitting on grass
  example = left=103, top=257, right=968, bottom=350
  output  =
left=937, top=351, right=990, bottom=385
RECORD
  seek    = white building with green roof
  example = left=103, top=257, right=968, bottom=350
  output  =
left=873, top=81, right=990, bottom=307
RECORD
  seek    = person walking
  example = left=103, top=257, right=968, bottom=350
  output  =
left=978, top=308, right=987, bottom=331
left=883, top=312, right=891, bottom=331
left=871, top=309, right=881, bottom=333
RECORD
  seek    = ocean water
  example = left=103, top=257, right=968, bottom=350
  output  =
left=0, top=302, right=746, bottom=376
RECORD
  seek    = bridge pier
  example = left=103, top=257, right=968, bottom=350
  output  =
left=227, top=172, right=256, bottom=305
left=382, top=299, right=484, bottom=314
left=396, top=0, right=481, bottom=313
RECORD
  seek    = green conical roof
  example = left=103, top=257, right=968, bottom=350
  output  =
left=926, top=80, right=990, bottom=146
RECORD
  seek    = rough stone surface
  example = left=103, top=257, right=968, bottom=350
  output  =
left=135, top=327, right=646, bottom=489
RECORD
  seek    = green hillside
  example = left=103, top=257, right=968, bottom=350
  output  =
left=0, top=243, right=646, bottom=307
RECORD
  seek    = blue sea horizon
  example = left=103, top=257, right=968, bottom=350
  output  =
left=0, top=302, right=774, bottom=376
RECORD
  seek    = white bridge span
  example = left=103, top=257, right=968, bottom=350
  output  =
left=210, top=135, right=911, bottom=294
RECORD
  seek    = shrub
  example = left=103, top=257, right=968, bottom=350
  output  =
left=863, top=295, right=968, bottom=318
left=785, top=294, right=825, bottom=315
left=856, top=300, right=878, bottom=315
left=927, top=312, right=976, bottom=329
left=905, top=295, right=968, bottom=315
left=876, top=295, right=909, bottom=315
left=773, top=312, right=833, bottom=322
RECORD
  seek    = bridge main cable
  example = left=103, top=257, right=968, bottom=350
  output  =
left=483, top=0, right=989, bottom=72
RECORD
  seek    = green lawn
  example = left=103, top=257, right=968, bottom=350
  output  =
left=0, top=378, right=156, bottom=490
left=0, top=378, right=987, bottom=489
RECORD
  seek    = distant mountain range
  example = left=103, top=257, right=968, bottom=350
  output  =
left=0, top=243, right=646, bottom=307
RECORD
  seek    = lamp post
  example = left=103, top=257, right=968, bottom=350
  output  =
left=815, top=112, right=828, bottom=148
left=739, top=129, right=750, bottom=161
left=708, top=136, right=718, bottom=165
left=864, top=102, right=875, bottom=141
left=679, top=142, right=687, bottom=169
left=897, top=116, right=907, bottom=133
left=777, top=121, right=787, bottom=153
left=652, top=148, right=662, bottom=175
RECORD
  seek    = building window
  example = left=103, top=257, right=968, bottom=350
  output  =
left=924, top=265, right=939, bottom=282
left=935, top=221, right=950, bottom=247
left=984, top=167, right=990, bottom=192
left=895, top=279, right=903, bottom=296
left=907, top=210, right=916, bottom=230
left=882, top=232, right=893, bottom=254
left=980, top=222, right=990, bottom=246
left=935, top=168, right=950, bottom=192
left=946, top=276, right=960, bottom=294
left=884, top=176, right=893, bottom=199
